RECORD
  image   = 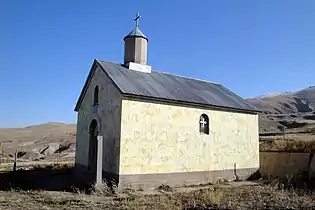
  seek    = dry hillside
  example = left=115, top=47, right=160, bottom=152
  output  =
left=246, top=86, right=315, bottom=133
left=246, top=86, right=315, bottom=115
left=0, top=123, right=76, bottom=162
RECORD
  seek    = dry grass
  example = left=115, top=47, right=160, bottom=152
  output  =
left=260, top=133, right=315, bottom=142
left=0, top=163, right=314, bottom=209
left=260, top=133, right=315, bottom=152
left=0, top=160, right=74, bottom=172
left=1, top=183, right=315, bottom=209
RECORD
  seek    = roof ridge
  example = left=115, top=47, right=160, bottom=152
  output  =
left=152, top=69, right=220, bottom=85
left=97, top=59, right=219, bottom=85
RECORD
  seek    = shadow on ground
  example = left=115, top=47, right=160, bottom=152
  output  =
left=0, top=166, right=91, bottom=192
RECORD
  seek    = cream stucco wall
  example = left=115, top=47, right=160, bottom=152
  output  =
left=120, top=99, right=259, bottom=175
left=75, top=64, right=122, bottom=174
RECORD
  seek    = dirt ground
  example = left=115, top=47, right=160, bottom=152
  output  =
left=0, top=163, right=313, bottom=209
left=0, top=182, right=315, bottom=209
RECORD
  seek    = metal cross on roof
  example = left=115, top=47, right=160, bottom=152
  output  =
left=134, top=13, right=141, bottom=27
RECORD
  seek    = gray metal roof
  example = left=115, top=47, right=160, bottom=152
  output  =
left=123, top=27, right=147, bottom=41
left=97, top=60, right=260, bottom=113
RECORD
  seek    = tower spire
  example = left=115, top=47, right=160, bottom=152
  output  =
left=123, top=13, right=149, bottom=67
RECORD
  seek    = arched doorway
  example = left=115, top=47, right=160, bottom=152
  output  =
left=88, top=119, right=98, bottom=180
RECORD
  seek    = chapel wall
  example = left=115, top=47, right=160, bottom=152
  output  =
left=75, top=65, right=122, bottom=174
left=119, top=99, right=259, bottom=177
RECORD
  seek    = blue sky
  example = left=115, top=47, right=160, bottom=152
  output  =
left=1, top=1, right=314, bottom=128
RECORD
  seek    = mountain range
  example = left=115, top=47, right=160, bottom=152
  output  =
left=246, top=86, right=315, bottom=133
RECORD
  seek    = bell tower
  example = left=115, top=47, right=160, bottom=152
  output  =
left=123, top=13, right=151, bottom=73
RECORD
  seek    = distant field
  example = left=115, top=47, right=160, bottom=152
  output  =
left=259, top=132, right=315, bottom=152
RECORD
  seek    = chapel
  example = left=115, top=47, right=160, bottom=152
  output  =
left=74, top=14, right=260, bottom=190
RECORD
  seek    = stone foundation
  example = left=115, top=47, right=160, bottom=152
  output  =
left=118, top=167, right=258, bottom=190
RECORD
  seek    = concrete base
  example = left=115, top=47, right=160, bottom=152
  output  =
left=119, top=167, right=258, bottom=191
left=74, top=163, right=118, bottom=188
left=74, top=163, right=258, bottom=191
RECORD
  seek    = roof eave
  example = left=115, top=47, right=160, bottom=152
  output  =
left=123, top=35, right=148, bottom=41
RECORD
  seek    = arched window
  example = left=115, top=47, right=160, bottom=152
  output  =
left=93, top=85, right=99, bottom=105
left=199, top=114, right=209, bottom=135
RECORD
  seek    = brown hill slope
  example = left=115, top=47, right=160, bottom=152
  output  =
left=295, top=86, right=315, bottom=108
left=246, top=86, right=315, bottom=115
left=0, top=123, right=76, bottom=161
left=246, top=86, right=315, bottom=133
